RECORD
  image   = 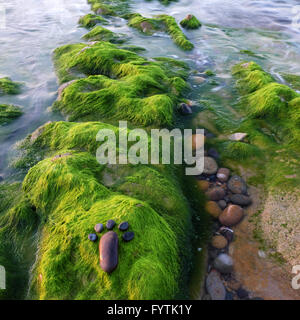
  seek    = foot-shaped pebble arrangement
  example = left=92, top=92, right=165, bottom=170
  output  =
left=88, top=220, right=134, bottom=274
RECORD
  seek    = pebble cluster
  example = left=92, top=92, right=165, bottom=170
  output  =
left=196, top=143, right=263, bottom=300
left=88, top=220, right=134, bottom=274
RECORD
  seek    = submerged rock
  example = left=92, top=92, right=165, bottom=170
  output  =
left=99, top=231, right=119, bottom=273
left=227, top=175, right=247, bottom=194
left=179, top=102, right=192, bottom=115
left=94, top=223, right=104, bottom=233
left=213, top=253, right=234, bottom=274
left=206, top=270, right=226, bottom=300
left=203, top=157, right=218, bottom=175
left=219, top=204, right=244, bottom=226
left=106, top=220, right=116, bottom=230
left=123, top=231, right=134, bottom=242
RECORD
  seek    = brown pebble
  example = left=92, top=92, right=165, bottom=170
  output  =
left=211, top=235, right=228, bottom=249
left=205, top=201, right=222, bottom=219
left=219, top=204, right=244, bottom=227
left=197, top=180, right=210, bottom=192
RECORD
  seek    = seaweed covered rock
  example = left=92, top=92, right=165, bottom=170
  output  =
left=127, top=14, right=194, bottom=51
left=82, top=26, right=125, bottom=43
left=79, top=13, right=107, bottom=28
left=0, top=77, right=22, bottom=95
left=5, top=120, right=194, bottom=300
left=0, top=104, right=22, bottom=125
left=232, top=61, right=274, bottom=94
left=180, top=15, right=202, bottom=30
left=52, top=41, right=188, bottom=125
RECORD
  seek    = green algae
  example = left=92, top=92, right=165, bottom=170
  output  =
left=0, top=183, right=39, bottom=299
left=127, top=14, right=194, bottom=51
left=0, top=104, right=22, bottom=125
left=79, top=13, right=108, bottom=28
left=157, top=15, right=194, bottom=51
left=88, top=0, right=129, bottom=16
left=82, top=26, right=125, bottom=43
left=281, top=73, right=300, bottom=91
left=0, top=77, right=22, bottom=96
left=2, top=120, right=195, bottom=300
left=180, top=15, right=202, bottom=30
left=52, top=41, right=188, bottom=126
left=232, top=61, right=274, bottom=94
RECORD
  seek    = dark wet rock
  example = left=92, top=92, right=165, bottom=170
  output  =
left=213, top=253, right=234, bottom=274
left=122, top=231, right=135, bottom=242
left=230, top=194, right=252, bottom=206
left=206, top=187, right=226, bottom=201
left=219, top=204, right=244, bottom=227
left=204, top=129, right=215, bottom=139
left=118, top=221, right=129, bottom=231
left=237, top=287, right=249, bottom=299
left=106, top=219, right=116, bottom=230
left=207, top=148, right=220, bottom=159
left=218, top=200, right=227, bottom=210
left=219, top=226, right=234, bottom=242
left=217, top=168, right=230, bottom=182
left=179, top=102, right=192, bottom=115
left=206, top=270, right=226, bottom=300
left=99, top=231, right=119, bottom=273
left=88, top=233, right=98, bottom=242
left=0, top=176, right=3, bottom=182
left=208, top=248, right=219, bottom=260
left=94, top=223, right=104, bottom=233
left=209, top=175, right=217, bottom=182
left=203, top=157, right=218, bottom=175
left=225, top=291, right=234, bottom=300
left=227, top=175, right=247, bottom=194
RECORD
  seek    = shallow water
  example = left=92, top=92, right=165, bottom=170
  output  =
left=1, top=0, right=300, bottom=178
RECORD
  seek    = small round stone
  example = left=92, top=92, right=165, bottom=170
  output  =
left=203, top=157, right=218, bottom=175
left=218, top=200, right=227, bottom=210
left=206, top=187, right=226, bottom=201
left=207, top=148, right=220, bottom=159
left=230, top=194, right=252, bottom=206
left=88, top=233, right=98, bottom=242
left=205, top=201, right=222, bottom=219
left=94, top=223, right=104, bottom=233
left=227, top=175, right=247, bottom=194
left=122, top=231, right=134, bottom=242
left=219, top=204, right=244, bottom=227
left=211, top=235, right=228, bottom=249
left=179, top=103, right=192, bottom=115
left=197, top=180, right=210, bottom=192
left=118, top=221, right=129, bottom=231
left=217, top=168, right=230, bottom=182
left=106, top=220, right=116, bottom=230
left=213, top=253, right=234, bottom=274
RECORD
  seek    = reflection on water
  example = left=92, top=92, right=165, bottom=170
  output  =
left=0, top=0, right=300, bottom=177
